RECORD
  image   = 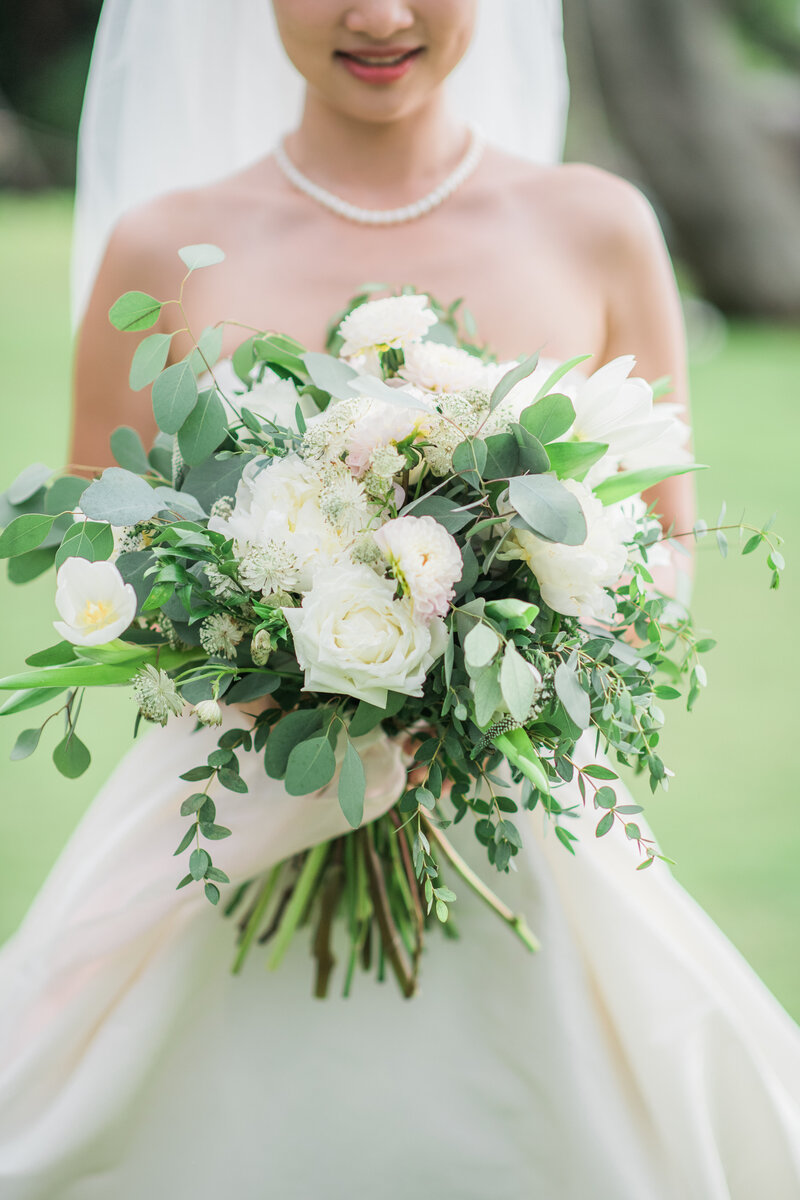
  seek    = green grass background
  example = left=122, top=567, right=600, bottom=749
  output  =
left=1, top=193, right=798, bottom=1017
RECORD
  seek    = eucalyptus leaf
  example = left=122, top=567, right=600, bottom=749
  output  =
left=510, top=424, right=550, bottom=474
left=302, top=352, right=358, bottom=399
left=109, top=426, right=151, bottom=475
left=265, top=708, right=326, bottom=778
left=554, top=663, right=591, bottom=730
left=153, top=486, right=207, bottom=520
left=452, top=438, right=487, bottom=487
left=399, top=494, right=474, bottom=533
left=54, top=520, right=114, bottom=568
left=189, top=325, right=225, bottom=376
left=225, top=672, right=281, bottom=702
left=7, top=547, right=56, bottom=583
left=473, top=665, right=503, bottom=727
left=532, top=355, right=592, bottom=401
left=10, top=726, right=44, bottom=760
left=284, top=735, right=337, bottom=796
left=0, top=513, right=55, bottom=558
left=44, top=475, right=88, bottom=516
left=128, top=333, right=172, bottom=391
left=8, top=463, right=53, bottom=505
left=519, top=393, right=576, bottom=443
left=544, top=440, right=608, bottom=481
left=80, top=468, right=161, bottom=525
left=508, top=475, right=587, bottom=545
left=178, top=243, right=225, bottom=271
left=483, top=433, right=519, bottom=480
left=177, top=388, right=228, bottom=465
left=108, top=291, right=162, bottom=333
left=489, top=352, right=540, bottom=411
left=152, top=361, right=198, bottom=434
left=338, top=740, right=366, bottom=827
left=464, top=622, right=500, bottom=669
left=500, top=642, right=538, bottom=723
left=53, top=733, right=91, bottom=778
left=183, top=452, right=256, bottom=514
left=347, top=691, right=405, bottom=738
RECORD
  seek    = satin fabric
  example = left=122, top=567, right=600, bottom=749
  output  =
left=0, top=707, right=798, bottom=1198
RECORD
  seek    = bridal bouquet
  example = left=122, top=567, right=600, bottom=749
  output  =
left=0, top=245, right=784, bottom=997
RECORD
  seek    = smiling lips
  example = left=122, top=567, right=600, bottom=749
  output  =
left=335, top=46, right=423, bottom=84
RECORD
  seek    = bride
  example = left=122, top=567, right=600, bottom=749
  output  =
left=1, top=1, right=799, bottom=1196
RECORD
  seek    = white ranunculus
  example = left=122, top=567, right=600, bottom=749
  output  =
left=53, top=557, right=137, bottom=646
left=398, top=341, right=491, bottom=394
left=208, top=454, right=346, bottom=591
left=374, top=515, right=462, bottom=622
left=503, top=478, right=635, bottom=624
left=283, top=563, right=447, bottom=706
left=338, top=295, right=437, bottom=360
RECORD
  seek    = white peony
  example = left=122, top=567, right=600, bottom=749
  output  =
left=338, top=295, right=437, bottom=360
left=208, top=454, right=346, bottom=592
left=398, top=341, right=490, bottom=394
left=503, top=478, right=635, bottom=624
left=345, top=398, right=430, bottom=476
left=374, top=515, right=462, bottom=622
left=283, top=563, right=447, bottom=706
left=53, top=557, right=137, bottom=646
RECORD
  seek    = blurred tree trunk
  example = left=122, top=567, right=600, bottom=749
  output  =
left=565, top=0, right=800, bottom=317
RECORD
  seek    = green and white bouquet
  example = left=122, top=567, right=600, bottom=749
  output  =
left=0, top=245, right=784, bottom=997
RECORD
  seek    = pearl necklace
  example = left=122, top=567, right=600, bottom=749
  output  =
left=274, top=127, right=484, bottom=225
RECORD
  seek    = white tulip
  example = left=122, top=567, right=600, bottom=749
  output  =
left=53, top=557, right=137, bottom=646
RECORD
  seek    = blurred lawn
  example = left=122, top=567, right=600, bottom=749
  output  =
left=0, top=193, right=798, bottom=1018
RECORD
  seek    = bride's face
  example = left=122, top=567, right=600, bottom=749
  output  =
left=271, top=1, right=477, bottom=122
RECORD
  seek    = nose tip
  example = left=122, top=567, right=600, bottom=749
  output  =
left=344, top=2, right=415, bottom=38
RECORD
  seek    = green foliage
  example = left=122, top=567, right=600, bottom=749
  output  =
left=108, top=291, right=162, bottom=333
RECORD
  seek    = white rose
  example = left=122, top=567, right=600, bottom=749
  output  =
left=374, top=515, right=462, bottom=622
left=338, top=295, right=436, bottom=360
left=53, top=557, right=137, bottom=646
left=283, top=563, right=447, bottom=706
left=398, top=341, right=490, bottom=394
left=503, top=478, right=635, bottom=624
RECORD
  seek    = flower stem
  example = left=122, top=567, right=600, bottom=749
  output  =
left=231, top=862, right=281, bottom=975
left=421, top=816, right=541, bottom=953
left=267, top=842, right=330, bottom=971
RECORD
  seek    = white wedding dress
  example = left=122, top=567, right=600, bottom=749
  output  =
left=0, top=698, right=799, bottom=1199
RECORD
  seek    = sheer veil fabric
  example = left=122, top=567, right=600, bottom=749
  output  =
left=70, top=0, right=570, bottom=326
left=1, top=1, right=799, bottom=1196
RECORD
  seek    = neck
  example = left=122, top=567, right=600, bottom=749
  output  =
left=284, top=92, right=469, bottom=207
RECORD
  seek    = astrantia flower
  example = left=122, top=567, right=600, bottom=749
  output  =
left=132, top=664, right=184, bottom=726
left=283, top=563, right=446, bottom=706
left=318, top=463, right=372, bottom=538
left=423, top=386, right=491, bottom=476
left=502, top=478, right=635, bottom=624
left=200, top=613, right=245, bottom=660
left=237, top=541, right=299, bottom=597
left=53, top=557, right=137, bottom=647
left=368, top=444, right=407, bottom=479
left=204, top=562, right=240, bottom=600
left=374, top=515, right=463, bottom=622
left=338, top=294, right=436, bottom=360
left=194, top=698, right=223, bottom=726
left=398, top=341, right=490, bottom=394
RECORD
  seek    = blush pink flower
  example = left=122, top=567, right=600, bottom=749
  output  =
left=374, top=515, right=463, bottom=623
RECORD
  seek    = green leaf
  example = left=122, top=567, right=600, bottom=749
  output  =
left=694, top=638, right=717, bottom=654
left=554, top=663, right=590, bottom=730
left=8, top=462, right=53, bottom=505
left=0, top=662, right=143, bottom=690
left=110, top=426, right=151, bottom=473
left=508, top=475, right=586, bottom=545
left=338, top=740, right=366, bottom=827
left=593, top=463, right=706, bottom=506
left=400, top=495, right=474, bottom=533
left=265, top=708, right=327, bottom=777
left=189, top=848, right=210, bottom=880
left=225, top=672, right=281, bottom=703
left=10, top=726, right=43, bottom=760
left=302, top=352, right=358, bottom=399
left=80, top=467, right=162, bottom=525
left=464, top=622, right=500, bottom=669
left=199, top=823, right=232, bottom=840
left=532, top=355, right=592, bottom=401
left=473, top=665, right=503, bottom=727
left=54, top=520, right=114, bottom=568
left=742, top=534, right=762, bottom=556
left=595, top=812, right=614, bottom=837
left=179, top=765, right=214, bottom=782
left=188, top=325, right=225, bottom=376
left=180, top=792, right=208, bottom=816
left=489, top=352, right=540, bottom=411
left=53, top=732, right=91, bottom=778
left=767, top=550, right=785, bottom=571
left=128, top=333, right=172, bottom=391
left=500, top=642, right=538, bottom=723
left=510, top=424, right=550, bottom=474
left=8, top=546, right=56, bottom=583
left=284, top=735, right=337, bottom=796
left=45, top=475, right=88, bottom=516
left=519, top=393, right=576, bottom=443
left=0, top=686, right=66, bottom=716
left=346, top=691, right=405, bottom=738
left=178, top=243, right=225, bottom=271
left=582, top=764, right=617, bottom=780
left=483, top=433, right=519, bottom=480
left=544, top=440, right=608, bottom=481
left=595, top=786, right=617, bottom=809
left=152, top=361, right=198, bottom=435
left=217, top=768, right=248, bottom=794
left=0, top=512, right=54, bottom=558
left=25, top=642, right=77, bottom=668
left=109, top=291, right=162, bottom=333
left=484, top=598, right=539, bottom=630
left=177, top=388, right=228, bottom=465
left=204, top=882, right=221, bottom=905
left=206, top=866, right=230, bottom=884
left=452, top=438, right=488, bottom=487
